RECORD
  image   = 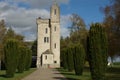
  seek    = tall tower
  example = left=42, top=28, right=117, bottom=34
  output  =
left=50, top=2, right=60, bottom=67
left=36, top=1, right=60, bottom=68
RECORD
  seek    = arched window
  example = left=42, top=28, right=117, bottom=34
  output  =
left=45, top=28, right=48, bottom=34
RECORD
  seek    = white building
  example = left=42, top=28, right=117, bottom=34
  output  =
left=36, top=2, right=60, bottom=68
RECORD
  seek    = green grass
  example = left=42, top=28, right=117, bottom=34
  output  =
left=106, top=67, right=120, bottom=80
left=58, top=67, right=120, bottom=80
left=57, top=68, right=91, bottom=80
left=0, top=68, right=36, bottom=80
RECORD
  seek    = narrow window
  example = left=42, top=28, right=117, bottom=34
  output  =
left=45, top=55, right=47, bottom=60
left=54, top=9, right=56, bottom=15
left=54, top=43, right=56, bottom=48
left=45, top=28, right=48, bottom=34
left=47, top=37, right=49, bottom=43
left=54, top=61, right=57, bottom=63
left=54, top=26, right=56, bottom=31
left=44, top=37, right=46, bottom=43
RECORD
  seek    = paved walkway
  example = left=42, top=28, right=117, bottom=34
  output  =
left=22, top=68, right=67, bottom=80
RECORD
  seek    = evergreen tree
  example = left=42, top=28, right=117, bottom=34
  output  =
left=4, top=39, right=19, bottom=77
left=67, top=47, right=74, bottom=71
left=31, top=40, right=37, bottom=56
left=17, top=46, right=27, bottom=73
left=61, top=48, right=68, bottom=69
left=74, top=44, right=85, bottom=75
left=25, top=48, right=32, bottom=70
left=87, top=23, right=108, bottom=80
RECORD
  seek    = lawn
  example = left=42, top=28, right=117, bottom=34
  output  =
left=0, top=68, right=36, bottom=80
left=58, top=66, right=120, bottom=80
left=58, top=67, right=91, bottom=80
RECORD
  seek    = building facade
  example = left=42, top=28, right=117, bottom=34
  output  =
left=36, top=2, right=60, bottom=68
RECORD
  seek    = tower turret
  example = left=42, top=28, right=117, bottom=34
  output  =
left=50, top=1, right=60, bottom=22
left=50, top=1, right=60, bottom=67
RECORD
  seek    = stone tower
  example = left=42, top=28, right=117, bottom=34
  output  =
left=36, top=2, right=60, bottom=68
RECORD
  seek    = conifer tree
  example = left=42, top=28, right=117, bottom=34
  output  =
left=73, top=44, right=85, bottom=75
left=87, top=23, right=108, bottom=80
left=61, top=49, right=68, bottom=69
left=25, top=48, right=32, bottom=70
left=4, top=39, right=19, bottom=77
left=67, top=47, right=74, bottom=71
left=17, top=46, right=27, bottom=73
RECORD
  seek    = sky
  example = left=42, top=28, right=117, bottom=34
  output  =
left=0, top=0, right=110, bottom=41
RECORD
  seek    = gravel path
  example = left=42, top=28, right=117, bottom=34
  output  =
left=22, top=68, right=67, bottom=80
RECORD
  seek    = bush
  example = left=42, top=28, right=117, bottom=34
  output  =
left=4, top=39, right=19, bottom=77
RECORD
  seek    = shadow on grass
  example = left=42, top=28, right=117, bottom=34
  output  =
left=107, top=67, right=120, bottom=74
left=0, top=74, right=6, bottom=78
left=106, top=67, right=120, bottom=80
left=107, top=76, right=120, bottom=80
left=54, top=72, right=74, bottom=75
left=53, top=77, right=79, bottom=80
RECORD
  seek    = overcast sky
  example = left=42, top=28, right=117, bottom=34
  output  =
left=0, top=0, right=110, bottom=41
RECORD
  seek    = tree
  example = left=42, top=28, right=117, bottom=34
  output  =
left=69, top=14, right=88, bottom=46
left=73, top=44, right=86, bottom=75
left=0, top=20, right=6, bottom=42
left=102, top=0, right=120, bottom=57
left=0, top=20, right=6, bottom=69
left=3, top=27, right=24, bottom=44
left=2, top=27, right=24, bottom=62
left=66, top=47, right=74, bottom=71
left=61, top=48, right=68, bottom=69
left=87, top=23, right=108, bottom=80
left=25, top=48, right=32, bottom=70
left=4, top=39, right=19, bottom=77
left=17, top=46, right=27, bottom=73
left=31, top=40, right=37, bottom=56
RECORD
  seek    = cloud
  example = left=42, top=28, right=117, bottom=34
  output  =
left=61, top=15, right=71, bottom=37
left=0, top=1, right=70, bottom=41
left=4, top=0, right=70, bottom=8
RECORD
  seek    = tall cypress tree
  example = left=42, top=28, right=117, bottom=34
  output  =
left=4, top=39, right=19, bottom=77
left=17, top=46, right=27, bottom=73
left=25, top=48, right=32, bottom=70
left=87, top=23, right=108, bottom=80
left=61, top=48, right=68, bottom=69
left=67, top=47, right=74, bottom=71
left=73, top=44, right=86, bottom=75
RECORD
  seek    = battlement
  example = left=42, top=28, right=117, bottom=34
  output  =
left=37, top=18, right=50, bottom=24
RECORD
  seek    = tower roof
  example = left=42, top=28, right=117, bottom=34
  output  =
left=42, top=49, right=53, bottom=54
